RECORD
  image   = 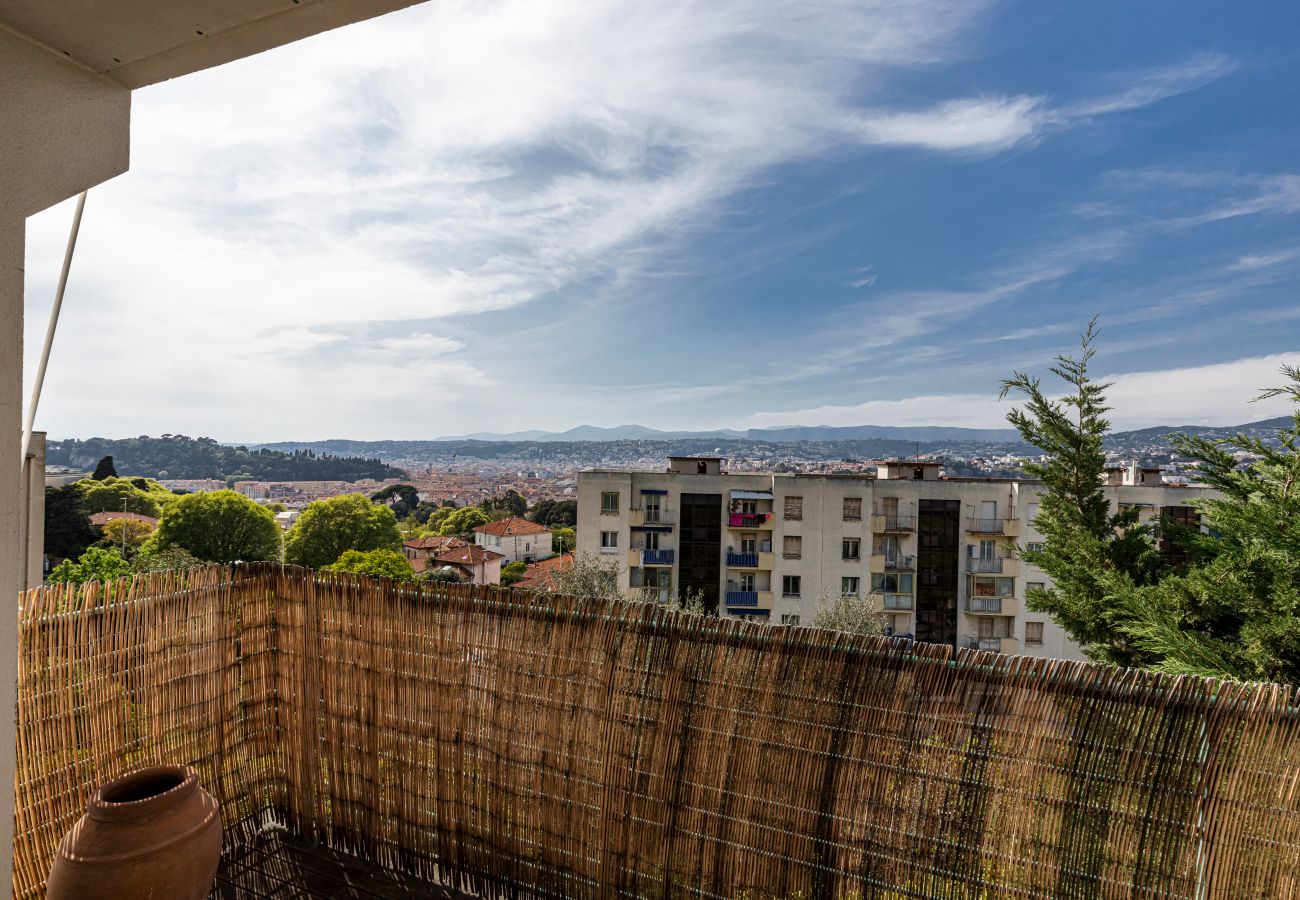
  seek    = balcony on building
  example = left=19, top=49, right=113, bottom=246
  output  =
left=640, top=548, right=674, bottom=566
left=630, top=506, right=675, bottom=527
left=965, top=556, right=1018, bottom=576
left=728, top=490, right=775, bottom=530
left=870, top=512, right=916, bottom=533
left=871, top=592, right=914, bottom=612
left=726, top=549, right=774, bottom=569
left=965, top=595, right=1021, bottom=616
left=725, top=589, right=773, bottom=608
left=966, top=635, right=1020, bottom=654
left=870, top=553, right=915, bottom=573
left=966, top=512, right=1020, bottom=536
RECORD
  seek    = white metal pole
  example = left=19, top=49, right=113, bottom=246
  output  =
left=20, top=190, right=87, bottom=466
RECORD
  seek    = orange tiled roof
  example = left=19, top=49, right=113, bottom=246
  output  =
left=433, top=544, right=505, bottom=566
left=403, top=535, right=466, bottom=552
left=473, top=516, right=550, bottom=537
left=88, top=511, right=159, bottom=526
left=516, top=553, right=574, bottom=590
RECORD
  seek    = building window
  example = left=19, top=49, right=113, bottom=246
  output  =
left=1025, top=542, right=1045, bottom=553
left=600, top=531, right=619, bottom=551
left=841, top=576, right=860, bottom=596
left=739, top=573, right=755, bottom=591
left=1025, top=622, right=1044, bottom=645
left=1026, top=581, right=1045, bottom=593
left=737, top=499, right=757, bottom=515
left=782, top=575, right=801, bottom=597
left=842, top=538, right=861, bottom=560
left=871, top=573, right=913, bottom=594
left=740, top=534, right=756, bottom=553
left=843, top=497, right=862, bottom=520
left=780, top=614, right=801, bottom=625
left=784, top=496, right=803, bottom=520
left=783, top=535, right=802, bottom=559
left=643, top=531, right=661, bottom=550
left=600, top=492, right=620, bottom=514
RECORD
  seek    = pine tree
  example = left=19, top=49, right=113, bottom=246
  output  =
left=999, top=319, right=1164, bottom=667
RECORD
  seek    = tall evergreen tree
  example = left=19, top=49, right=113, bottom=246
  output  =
left=999, top=320, right=1164, bottom=668
left=91, top=455, right=117, bottom=480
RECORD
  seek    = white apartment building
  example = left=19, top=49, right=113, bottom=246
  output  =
left=577, top=456, right=1216, bottom=660
left=473, top=516, right=554, bottom=564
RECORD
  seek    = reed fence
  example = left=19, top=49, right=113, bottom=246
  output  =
left=12, top=563, right=1300, bottom=899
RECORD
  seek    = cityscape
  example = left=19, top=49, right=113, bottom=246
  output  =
left=5, top=2, right=1300, bottom=899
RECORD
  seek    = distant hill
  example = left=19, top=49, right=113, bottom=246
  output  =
left=46, top=435, right=406, bottom=482
left=437, top=423, right=1024, bottom=443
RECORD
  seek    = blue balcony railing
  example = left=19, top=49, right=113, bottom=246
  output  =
left=726, top=551, right=758, bottom=567
left=726, top=590, right=758, bottom=606
left=642, top=549, right=674, bottom=566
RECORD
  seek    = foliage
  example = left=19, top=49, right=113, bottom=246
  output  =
left=78, top=476, right=173, bottom=517
left=46, top=434, right=405, bottom=482
left=421, top=505, right=456, bottom=533
left=548, top=552, right=622, bottom=600
left=551, top=527, right=576, bottom=554
left=372, top=484, right=420, bottom=519
left=999, top=320, right=1164, bottom=668
left=44, top=485, right=99, bottom=561
left=423, top=566, right=463, bottom=584
left=528, top=499, right=577, bottom=528
left=285, top=493, right=402, bottom=569
left=500, top=560, right=529, bottom=586
left=131, top=546, right=204, bottom=573
left=95, top=517, right=155, bottom=559
left=813, top=591, right=886, bottom=636
left=154, top=489, right=282, bottom=563
left=436, top=506, right=491, bottom=537
left=91, top=455, right=117, bottom=480
left=481, top=490, right=528, bottom=520
left=1101, top=366, right=1300, bottom=683
left=324, top=548, right=416, bottom=582
left=48, top=547, right=132, bottom=584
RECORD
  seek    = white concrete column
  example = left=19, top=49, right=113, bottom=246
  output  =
left=0, top=214, right=22, bottom=892
left=1, top=28, right=130, bottom=892
left=22, top=432, right=46, bottom=590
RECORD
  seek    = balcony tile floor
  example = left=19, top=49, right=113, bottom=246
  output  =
left=211, top=831, right=480, bottom=899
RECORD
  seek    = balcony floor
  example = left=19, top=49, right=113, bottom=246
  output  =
left=212, top=831, right=481, bottom=899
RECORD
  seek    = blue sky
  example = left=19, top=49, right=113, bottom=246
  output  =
left=23, top=0, right=1300, bottom=439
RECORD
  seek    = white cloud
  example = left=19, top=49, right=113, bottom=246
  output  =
left=20, top=1, right=1238, bottom=438
left=745, top=352, right=1300, bottom=431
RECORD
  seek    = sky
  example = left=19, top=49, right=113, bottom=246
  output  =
left=22, top=0, right=1300, bottom=440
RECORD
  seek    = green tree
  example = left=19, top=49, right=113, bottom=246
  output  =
left=436, top=506, right=490, bottom=537
left=372, top=484, right=420, bottom=519
left=500, top=560, right=529, bottom=586
left=154, top=490, right=281, bottom=563
left=91, top=455, right=117, bottom=480
left=528, top=499, right=576, bottom=527
left=44, top=484, right=100, bottom=561
left=132, top=546, right=205, bottom=574
left=999, top=320, right=1163, bottom=668
left=423, top=566, right=463, bottom=584
left=813, top=590, right=885, bottom=636
left=481, top=490, right=528, bottom=519
left=95, top=517, right=155, bottom=560
left=549, top=552, right=622, bottom=600
left=1101, top=367, right=1300, bottom=683
left=551, top=527, right=576, bottom=554
left=323, top=548, right=416, bottom=582
left=285, top=493, right=402, bottom=569
left=80, top=477, right=165, bottom=517
left=48, top=547, right=131, bottom=584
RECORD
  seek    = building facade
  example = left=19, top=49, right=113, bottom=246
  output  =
left=577, top=456, right=1215, bottom=660
left=473, top=516, right=554, bottom=564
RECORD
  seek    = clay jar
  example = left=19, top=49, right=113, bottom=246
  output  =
left=47, top=764, right=222, bottom=900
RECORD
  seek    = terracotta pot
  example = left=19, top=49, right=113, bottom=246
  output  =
left=47, top=764, right=222, bottom=900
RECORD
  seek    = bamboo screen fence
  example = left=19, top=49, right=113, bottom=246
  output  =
left=12, top=564, right=1300, bottom=899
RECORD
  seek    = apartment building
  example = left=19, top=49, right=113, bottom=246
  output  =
left=577, top=456, right=1216, bottom=660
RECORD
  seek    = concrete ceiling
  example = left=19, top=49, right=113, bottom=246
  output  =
left=0, top=0, right=426, bottom=88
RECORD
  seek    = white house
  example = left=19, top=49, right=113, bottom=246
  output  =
left=473, top=516, right=554, bottom=564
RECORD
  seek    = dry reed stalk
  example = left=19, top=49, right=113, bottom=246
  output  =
left=11, top=563, right=1300, bottom=899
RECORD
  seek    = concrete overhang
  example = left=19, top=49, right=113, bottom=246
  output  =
left=0, top=0, right=427, bottom=89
